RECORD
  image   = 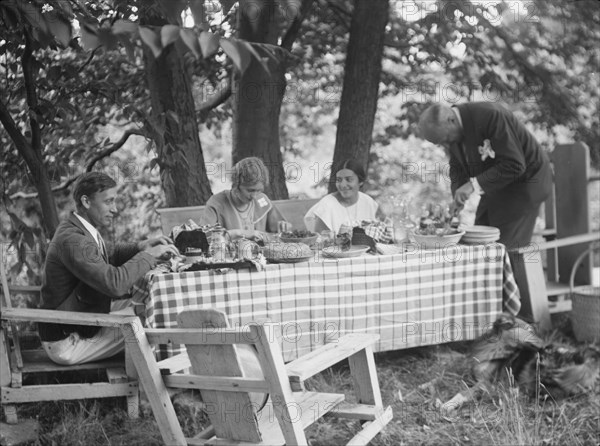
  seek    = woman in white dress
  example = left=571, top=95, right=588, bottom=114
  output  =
left=304, top=159, right=383, bottom=234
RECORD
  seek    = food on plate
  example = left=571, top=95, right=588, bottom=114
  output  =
left=334, top=231, right=352, bottom=251
left=280, top=229, right=317, bottom=238
left=279, top=229, right=319, bottom=247
left=262, top=242, right=312, bottom=260
left=417, top=202, right=459, bottom=236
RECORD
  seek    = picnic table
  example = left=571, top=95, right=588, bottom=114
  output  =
left=131, top=244, right=520, bottom=362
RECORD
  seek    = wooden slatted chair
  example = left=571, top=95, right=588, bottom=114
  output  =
left=125, top=308, right=393, bottom=445
left=0, top=262, right=139, bottom=424
left=514, top=142, right=600, bottom=331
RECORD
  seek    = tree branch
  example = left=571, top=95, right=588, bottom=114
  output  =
left=70, top=0, right=97, bottom=22
left=196, top=79, right=232, bottom=121
left=85, top=129, right=146, bottom=171
left=323, top=0, right=352, bottom=30
left=6, top=129, right=146, bottom=200
left=383, top=39, right=411, bottom=50
left=467, top=5, right=547, bottom=83
left=0, top=101, right=43, bottom=193
left=8, top=176, right=77, bottom=200
left=0, top=100, right=32, bottom=158
left=77, top=46, right=101, bottom=74
left=281, top=0, right=316, bottom=52
left=22, top=31, right=43, bottom=155
left=460, top=5, right=577, bottom=121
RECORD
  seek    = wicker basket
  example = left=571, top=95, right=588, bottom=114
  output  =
left=570, top=243, right=600, bottom=342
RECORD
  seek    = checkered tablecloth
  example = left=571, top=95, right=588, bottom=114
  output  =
left=131, top=244, right=520, bottom=361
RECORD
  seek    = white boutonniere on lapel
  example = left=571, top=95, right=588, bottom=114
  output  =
left=478, top=139, right=495, bottom=161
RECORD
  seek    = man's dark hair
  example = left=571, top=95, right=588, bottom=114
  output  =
left=73, top=172, right=117, bottom=209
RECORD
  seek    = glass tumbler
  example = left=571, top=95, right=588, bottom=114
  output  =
left=278, top=221, right=293, bottom=235
left=320, top=230, right=335, bottom=248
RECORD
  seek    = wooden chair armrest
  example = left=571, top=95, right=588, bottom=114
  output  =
left=1, top=307, right=138, bottom=327
left=157, top=352, right=191, bottom=375
left=286, top=333, right=379, bottom=385
left=141, top=329, right=380, bottom=389
left=511, top=232, right=600, bottom=254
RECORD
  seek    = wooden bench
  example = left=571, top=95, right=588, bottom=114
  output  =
left=513, top=142, right=599, bottom=332
left=512, top=232, right=599, bottom=332
left=0, top=308, right=140, bottom=423
left=541, top=143, right=598, bottom=301
left=1, top=263, right=139, bottom=423
left=157, top=198, right=319, bottom=235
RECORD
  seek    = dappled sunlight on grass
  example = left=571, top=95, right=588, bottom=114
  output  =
left=4, top=330, right=598, bottom=445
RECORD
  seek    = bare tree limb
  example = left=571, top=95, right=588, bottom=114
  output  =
left=70, top=0, right=97, bottom=22
left=8, top=177, right=77, bottom=200
left=0, top=100, right=32, bottom=159
left=77, top=46, right=101, bottom=74
left=322, top=0, right=352, bottom=30
left=466, top=5, right=548, bottom=83
left=457, top=4, right=577, bottom=122
left=197, top=79, right=232, bottom=121
left=22, top=32, right=42, bottom=156
left=6, top=129, right=146, bottom=200
left=281, top=0, right=316, bottom=52
left=383, top=39, right=411, bottom=50
left=85, top=129, right=146, bottom=171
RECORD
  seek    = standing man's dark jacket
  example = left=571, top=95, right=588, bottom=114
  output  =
left=449, top=102, right=552, bottom=227
left=39, top=214, right=157, bottom=341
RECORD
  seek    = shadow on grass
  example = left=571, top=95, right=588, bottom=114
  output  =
left=4, top=322, right=598, bottom=446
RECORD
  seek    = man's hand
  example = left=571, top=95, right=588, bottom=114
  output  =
left=229, top=229, right=268, bottom=243
left=449, top=201, right=463, bottom=218
left=454, top=181, right=474, bottom=208
left=138, top=235, right=173, bottom=252
left=144, top=243, right=180, bottom=261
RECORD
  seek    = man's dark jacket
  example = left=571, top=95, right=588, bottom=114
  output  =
left=38, top=214, right=157, bottom=341
left=450, top=102, right=552, bottom=225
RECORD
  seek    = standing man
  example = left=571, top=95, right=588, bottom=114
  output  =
left=417, top=102, right=552, bottom=250
left=38, top=172, right=179, bottom=365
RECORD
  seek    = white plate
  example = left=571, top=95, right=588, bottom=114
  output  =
left=375, top=243, right=405, bottom=255
left=462, top=233, right=500, bottom=240
left=322, top=245, right=370, bottom=258
left=463, top=225, right=500, bottom=235
left=461, top=236, right=500, bottom=245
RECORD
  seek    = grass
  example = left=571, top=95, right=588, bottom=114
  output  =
left=4, top=315, right=599, bottom=445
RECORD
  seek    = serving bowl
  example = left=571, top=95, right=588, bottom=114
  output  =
left=411, top=230, right=465, bottom=249
left=279, top=233, right=319, bottom=246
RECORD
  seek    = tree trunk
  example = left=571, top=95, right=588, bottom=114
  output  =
left=25, top=153, right=59, bottom=240
left=0, top=32, right=60, bottom=239
left=0, top=103, right=59, bottom=239
left=330, top=0, right=389, bottom=192
left=144, top=42, right=213, bottom=206
left=140, top=3, right=212, bottom=207
left=232, top=0, right=288, bottom=199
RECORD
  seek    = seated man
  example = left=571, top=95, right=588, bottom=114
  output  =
left=38, top=172, right=179, bottom=365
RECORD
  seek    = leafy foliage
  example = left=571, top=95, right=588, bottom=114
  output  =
left=283, top=1, right=599, bottom=168
left=378, top=0, right=599, bottom=164
left=1, top=0, right=598, bottom=281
